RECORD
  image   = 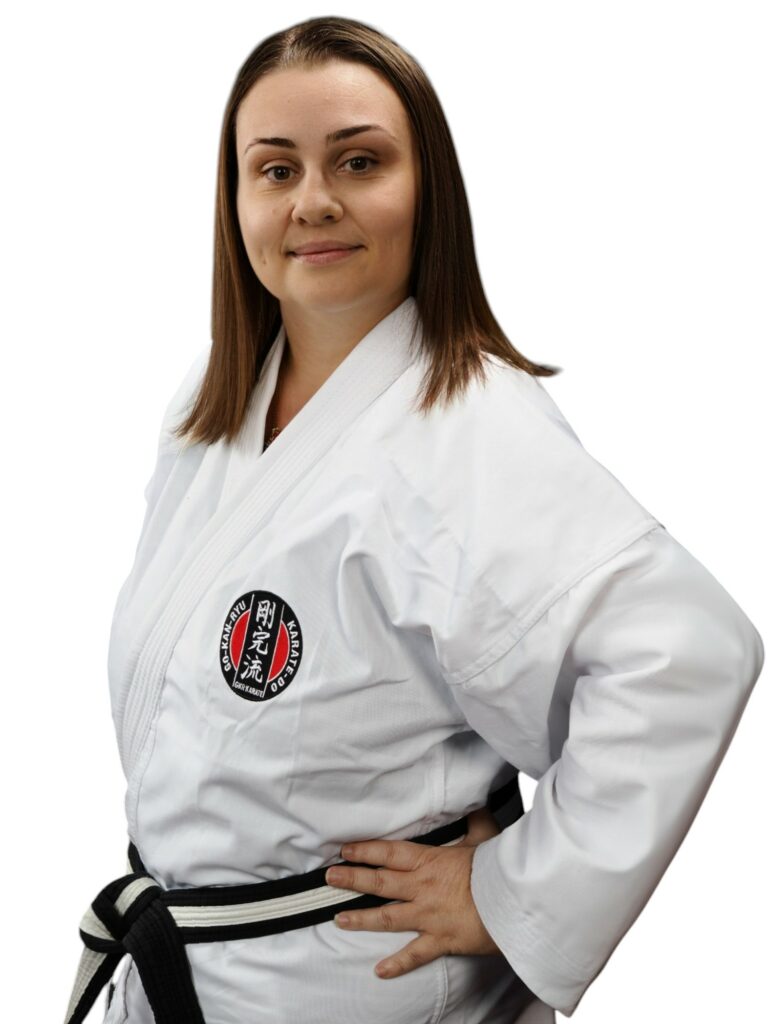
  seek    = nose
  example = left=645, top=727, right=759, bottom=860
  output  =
left=290, top=167, right=343, bottom=224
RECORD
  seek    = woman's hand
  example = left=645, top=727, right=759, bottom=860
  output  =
left=324, top=807, right=504, bottom=979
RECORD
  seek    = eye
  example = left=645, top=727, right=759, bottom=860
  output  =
left=341, top=155, right=379, bottom=174
left=259, top=155, right=380, bottom=183
left=260, top=165, right=294, bottom=183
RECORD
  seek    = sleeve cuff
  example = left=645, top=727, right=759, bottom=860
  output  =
left=470, top=827, right=595, bottom=1017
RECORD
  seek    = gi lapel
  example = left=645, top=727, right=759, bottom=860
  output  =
left=119, top=297, right=423, bottom=831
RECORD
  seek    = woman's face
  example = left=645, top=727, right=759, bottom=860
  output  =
left=234, top=60, right=420, bottom=318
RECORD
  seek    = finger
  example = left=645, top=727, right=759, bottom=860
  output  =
left=325, top=863, right=413, bottom=901
left=335, top=899, right=412, bottom=932
left=456, top=807, right=502, bottom=847
left=374, top=934, right=442, bottom=979
left=338, top=838, right=431, bottom=872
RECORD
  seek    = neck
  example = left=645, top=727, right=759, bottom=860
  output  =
left=278, top=292, right=408, bottom=396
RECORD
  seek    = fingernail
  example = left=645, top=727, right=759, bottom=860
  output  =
left=335, top=913, right=350, bottom=926
left=326, top=868, right=342, bottom=883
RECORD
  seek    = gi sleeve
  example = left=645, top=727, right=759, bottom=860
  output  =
left=141, top=343, right=210, bottom=506
left=454, top=523, right=763, bottom=1016
left=114, top=343, right=210, bottom=582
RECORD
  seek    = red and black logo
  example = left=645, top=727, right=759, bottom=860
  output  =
left=219, top=590, right=303, bottom=702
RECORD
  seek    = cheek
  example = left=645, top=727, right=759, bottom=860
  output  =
left=369, top=178, right=418, bottom=248
left=237, top=199, right=280, bottom=260
left=235, top=185, right=250, bottom=236
left=238, top=201, right=262, bottom=240
left=374, top=205, right=417, bottom=261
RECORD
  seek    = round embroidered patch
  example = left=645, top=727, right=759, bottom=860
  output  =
left=219, top=590, right=303, bottom=701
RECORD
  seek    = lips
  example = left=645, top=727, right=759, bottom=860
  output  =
left=289, top=242, right=362, bottom=255
left=289, top=247, right=362, bottom=266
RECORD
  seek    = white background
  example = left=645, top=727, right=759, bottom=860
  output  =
left=2, top=2, right=765, bottom=1021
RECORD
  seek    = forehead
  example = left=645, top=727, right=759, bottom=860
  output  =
left=235, top=61, right=409, bottom=146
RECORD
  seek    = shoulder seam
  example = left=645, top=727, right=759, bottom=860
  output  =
left=449, top=518, right=665, bottom=688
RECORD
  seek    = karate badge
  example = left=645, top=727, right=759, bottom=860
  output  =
left=219, top=590, right=303, bottom=701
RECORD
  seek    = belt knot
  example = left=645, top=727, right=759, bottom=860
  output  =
left=79, top=871, right=162, bottom=952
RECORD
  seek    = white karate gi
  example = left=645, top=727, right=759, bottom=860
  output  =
left=99, top=296, right=763, bottom=1023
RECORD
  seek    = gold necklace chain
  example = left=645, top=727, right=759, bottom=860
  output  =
left=264, top=424, right=282, bottom=448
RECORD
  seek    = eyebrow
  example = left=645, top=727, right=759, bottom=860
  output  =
left=242, top=123, right=395, bottom=157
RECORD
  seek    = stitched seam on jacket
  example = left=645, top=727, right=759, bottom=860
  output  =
left=379, top=428, right=661, bottom=689
left=455, top=519, right=663, bottom=689
left=514, top=907, right=599, bottom=979
left=429, top=955, right=449, bottom=1024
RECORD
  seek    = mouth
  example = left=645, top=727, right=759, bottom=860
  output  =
left=289, top=245, right=362, bottom=254
left=289, top=246, right=364, bottom=264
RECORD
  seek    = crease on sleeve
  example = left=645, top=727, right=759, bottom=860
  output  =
left=457, top=525, right=764, bottom=1015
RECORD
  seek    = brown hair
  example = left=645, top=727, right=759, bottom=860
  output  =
left=176, top=15, right=561, bottom=446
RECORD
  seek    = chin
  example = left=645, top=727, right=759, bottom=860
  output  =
left=285, top=283, right=372, bottom=309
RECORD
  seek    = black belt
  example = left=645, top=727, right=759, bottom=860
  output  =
left=63, top=775, right=524, bottom=1024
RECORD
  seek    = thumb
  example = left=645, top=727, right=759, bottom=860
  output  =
left=456, top=806, right=502, bottom=848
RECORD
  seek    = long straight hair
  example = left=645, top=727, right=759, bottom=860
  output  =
left=176, top=15, right=561, bottom=446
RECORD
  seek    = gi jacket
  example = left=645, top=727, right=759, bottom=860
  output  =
left=103, top=296, right=763, bottom=1021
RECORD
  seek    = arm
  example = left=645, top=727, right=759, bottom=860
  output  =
left=451, top=525, right=763, bottom=1015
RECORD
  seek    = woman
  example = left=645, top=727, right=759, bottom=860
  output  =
left=64, top=16, right=763, bottom=1024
